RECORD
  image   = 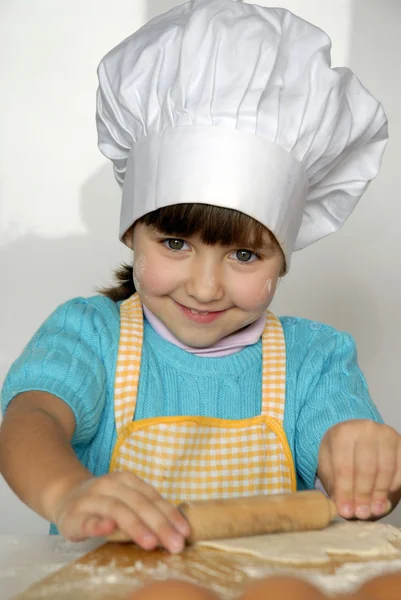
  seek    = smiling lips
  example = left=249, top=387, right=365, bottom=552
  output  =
left=175, top=301, right=227, bottom=324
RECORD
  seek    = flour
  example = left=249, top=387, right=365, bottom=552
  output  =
left=133, top=253, right=147, bottom=292
left=13, top=525, right=401, bottom=599
left=19, top=554, right=401, bottom=600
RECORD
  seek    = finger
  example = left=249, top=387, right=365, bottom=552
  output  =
left=353, top=437, right=378, bottom=519
left=138, top=485, right=191, bottom=538
left=117, top=474, right=190, bottom=537
left=65, top=495, right=159, bottom=550
left=370, top=437, right=397, bottom=516
left=331, top=439, right=355, bottom=519
left=389, top=440, right=401, bottom=493
left=78, top=476, right=186, bottom=552
left=84, top=516, right=117, bottom=538
left=58, top=512, right=97, bottom=542
left=79, top=491, right=183, bottom=553
left=116, top=489, right=186, bottom=553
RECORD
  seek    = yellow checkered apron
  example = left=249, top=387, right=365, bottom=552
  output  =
left=110, top=294, right=296, bottom=502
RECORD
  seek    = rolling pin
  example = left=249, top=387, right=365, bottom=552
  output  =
left=106, top=490, right=337, bottom=544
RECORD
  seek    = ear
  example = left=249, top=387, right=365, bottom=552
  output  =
left=123, top=225, right=135, bottom=250
left=279, top=250, right=287, bottom=277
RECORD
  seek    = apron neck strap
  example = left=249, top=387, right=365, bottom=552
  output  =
left=114, top=293, right=144, bottom=432
left=260, top=312, right=286, bottom=422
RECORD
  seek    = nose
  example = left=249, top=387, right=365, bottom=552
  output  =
left=185, top=257, right=224, bottom=304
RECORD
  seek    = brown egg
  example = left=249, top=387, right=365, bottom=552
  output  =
left=336, top=594, right=373, bottom=599
left=358, top=571, right=401, bottom=599
left=127, top=579, right=220, bottom=600
left=239, top=575, right=327, bottom=599
left=336, top=593, right=373, bottom=599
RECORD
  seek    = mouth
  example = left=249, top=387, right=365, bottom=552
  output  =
left=174, top=301, right=227, bottom=324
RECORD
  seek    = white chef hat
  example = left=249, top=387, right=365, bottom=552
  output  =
left=96, top=0, right=388, bottom=268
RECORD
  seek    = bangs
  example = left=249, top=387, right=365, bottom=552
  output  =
left=138, top=203, right=272, bottom=250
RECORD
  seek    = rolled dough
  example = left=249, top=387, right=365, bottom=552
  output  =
left=197, top=521, right=401, bottom=565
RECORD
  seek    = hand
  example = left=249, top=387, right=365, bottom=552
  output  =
left=51, top=472, right=191, bottom=553
left=317, top=420, right=401, bottom=520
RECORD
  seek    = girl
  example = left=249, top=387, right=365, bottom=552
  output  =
left=1, top=0, right=400, bottom=555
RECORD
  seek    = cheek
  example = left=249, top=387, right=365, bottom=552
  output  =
left=137, top=255, right=179, bottom=296
left=230, top=273, right=278, bottom=310
left=133, top=254, right=146, bottom=291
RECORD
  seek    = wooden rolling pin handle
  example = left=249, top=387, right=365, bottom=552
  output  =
left=179, top=490, right=337, bottom=544
left=105, top=490, right=337, bottom=544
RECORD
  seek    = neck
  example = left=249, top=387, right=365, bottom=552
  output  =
left=142, top=305, right=266, bottom=357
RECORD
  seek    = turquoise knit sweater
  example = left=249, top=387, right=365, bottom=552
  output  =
left=1, top=296, right=382, bottom=523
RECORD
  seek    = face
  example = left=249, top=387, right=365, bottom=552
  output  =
left=132, top=222, right=284, bottom=348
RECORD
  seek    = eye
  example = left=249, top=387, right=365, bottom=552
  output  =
left=230, top=249, right=258, bottom=263
left=163, top=238, right=189, bottom=251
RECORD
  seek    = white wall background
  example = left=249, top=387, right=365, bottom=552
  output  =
left=0, top=0, right=400, bottom=534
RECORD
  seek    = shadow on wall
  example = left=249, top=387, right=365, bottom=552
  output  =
left=0, top=164, right=131, bottom=534
left=345, top=5, right=401, bottom=333
left=147, top=0, right=185, bottom=20
left=347, top=0, right=401, bottom=391
left=0, top=165, right=130, bottom=387
left=274, top=0, right=400, bottom=360
left=350, top=0, right=401, bottom=528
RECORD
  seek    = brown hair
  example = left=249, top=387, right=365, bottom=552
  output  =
left=99, top=203, right=284, bottom=302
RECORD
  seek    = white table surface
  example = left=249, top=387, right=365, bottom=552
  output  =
left=0, top=535, right=102, bottom=599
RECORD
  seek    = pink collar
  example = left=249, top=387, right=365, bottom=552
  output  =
left=142, top=305, right=266, bottom=357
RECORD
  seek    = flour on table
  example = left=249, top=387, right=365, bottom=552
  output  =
left=197, top=521, right=401, bottom=565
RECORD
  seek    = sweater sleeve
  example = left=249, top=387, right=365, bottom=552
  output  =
left=1, top=297, right=116, bottom=445
left=294, top=327, right=383, bottom=490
